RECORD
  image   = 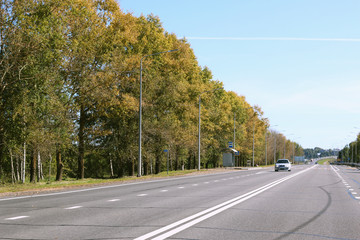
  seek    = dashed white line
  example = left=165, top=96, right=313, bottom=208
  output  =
left=65, top=206, right=82, bottom=210
left=5, top=216, right=29, bottom=220
left=160, top=190, right=168, bottom=192
left=204, top=182, right=209, bottom=184
left=178, top=187, right=184, bottom=189
left=351, top=192, right=358, bottom=195
left=137, top=194, right=148, bottom=197
left=192, top=184, right=198, bottom=186
left=108, top=199, right=120, bottom=202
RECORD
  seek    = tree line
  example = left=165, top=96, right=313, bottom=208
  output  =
left=0, top=0, right=303, bottom=184
left=338, top=135, right=360, bottom=163
left=304, top=147, right=338, bottom=159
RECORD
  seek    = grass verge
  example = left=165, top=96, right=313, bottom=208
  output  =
left=317, top=158, right=334, bottom=165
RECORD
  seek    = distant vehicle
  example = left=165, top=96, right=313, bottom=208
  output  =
left=275, top=159, right=291, bottom=172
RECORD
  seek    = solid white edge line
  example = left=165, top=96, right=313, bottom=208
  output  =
left=134, top=166, right=316, bottom=240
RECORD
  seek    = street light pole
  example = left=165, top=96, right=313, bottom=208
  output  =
left=284, top=138, right=286, bottom=159
left=234, top=113, right=236, bottom=149
left=265, top=127, right=268, bottom=166
left=138, top=49, right=178, bottom=177
left=252, top=121, right=255, bottom=167
left=274, top=135, right=277, bottom=163
left=198, top=87, right=223, bottom=171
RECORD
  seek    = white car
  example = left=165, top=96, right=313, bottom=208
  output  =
left=275, top=159, right=291, bottom=171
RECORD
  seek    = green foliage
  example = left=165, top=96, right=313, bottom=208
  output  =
left=304, top=147, right=337, bottom=159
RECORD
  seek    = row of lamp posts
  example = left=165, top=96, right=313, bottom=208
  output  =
left=137, top=49, right=299, bottom=176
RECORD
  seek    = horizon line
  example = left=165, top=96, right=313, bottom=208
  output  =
left=184, top=37, right=360, bottom=42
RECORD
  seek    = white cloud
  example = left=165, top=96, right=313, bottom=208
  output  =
left=185, top=37, right=360, bottom=42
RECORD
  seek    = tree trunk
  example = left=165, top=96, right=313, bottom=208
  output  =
left=78, top=104, right=85, bottom=179
left=144, top=160, right=148, bottom=175
left=155, top=154, right=161, bottom=174
left=175, top=146, right=179, bottom=171
left=56, top=145, right=63, bottom=181
left=16, top=155, right=20, bottom=182
left=30, top=146, right=36, bottom=183
left=40, top=161, right=44, bottom=180
left=10, top=149, right=15, bottom=184
left=0, top=123, right=4, bottom=183
left=22, top=142, right=26, bottom=183
left=150, top=157, right=153, bottom=174
left=131, top=156, right=135, bottom=176
left=37, top=150, right=41, bottom=182
left=48, top=154, right=52, bottom=183
left=109, top=157, right=114, bottom=178
left=187, top=154, right=191, bottom=170
left=117, top=155, right=124, bottom=178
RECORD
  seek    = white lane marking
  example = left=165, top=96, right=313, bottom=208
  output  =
left=134, top=165, right=317, bottom=240
left=5, top=216, right=29, bottom=220
left=349, top=189, right=354, bottom=191
left=192, top=184, right=198, bottom=186
left=137, top=194, right=148, bottom=197
left=355, top=197, right=360, bottom=199
left=204, top=182, right=209, bottom=184
left=65, top=206, right=82, bottom=210
left=214, top=180, right=219, bottom=182
left=221, top=179, right=227, bottom=181
left=160, top=190, right=168, bottom=192
left=108, top=199, right=120, bottom=202
left=256, top=171, right=266, bottom=175
left=178, top=187, right=184, bottom=189
left=331, top=165, right=360, bottom=200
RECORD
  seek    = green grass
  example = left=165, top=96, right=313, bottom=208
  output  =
left=317, top=158, right=334, bottom=165
left=0, top=169, right=202, bottom=194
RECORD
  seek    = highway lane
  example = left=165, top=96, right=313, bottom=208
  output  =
left=1, top=165, right=360, bottom=239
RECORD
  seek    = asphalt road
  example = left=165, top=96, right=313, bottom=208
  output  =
left=1, top=164, right=360, bottom=240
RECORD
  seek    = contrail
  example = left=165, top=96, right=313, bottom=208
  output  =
left=184, top=37, right=360, bottom=42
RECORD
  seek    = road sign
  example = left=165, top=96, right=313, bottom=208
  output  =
left=163, top=149, right=168, bottom=152
left=228, top=141, right=233, bottom=148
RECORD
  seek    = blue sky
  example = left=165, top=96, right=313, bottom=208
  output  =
left=118, top=0, right=360, bottom=149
